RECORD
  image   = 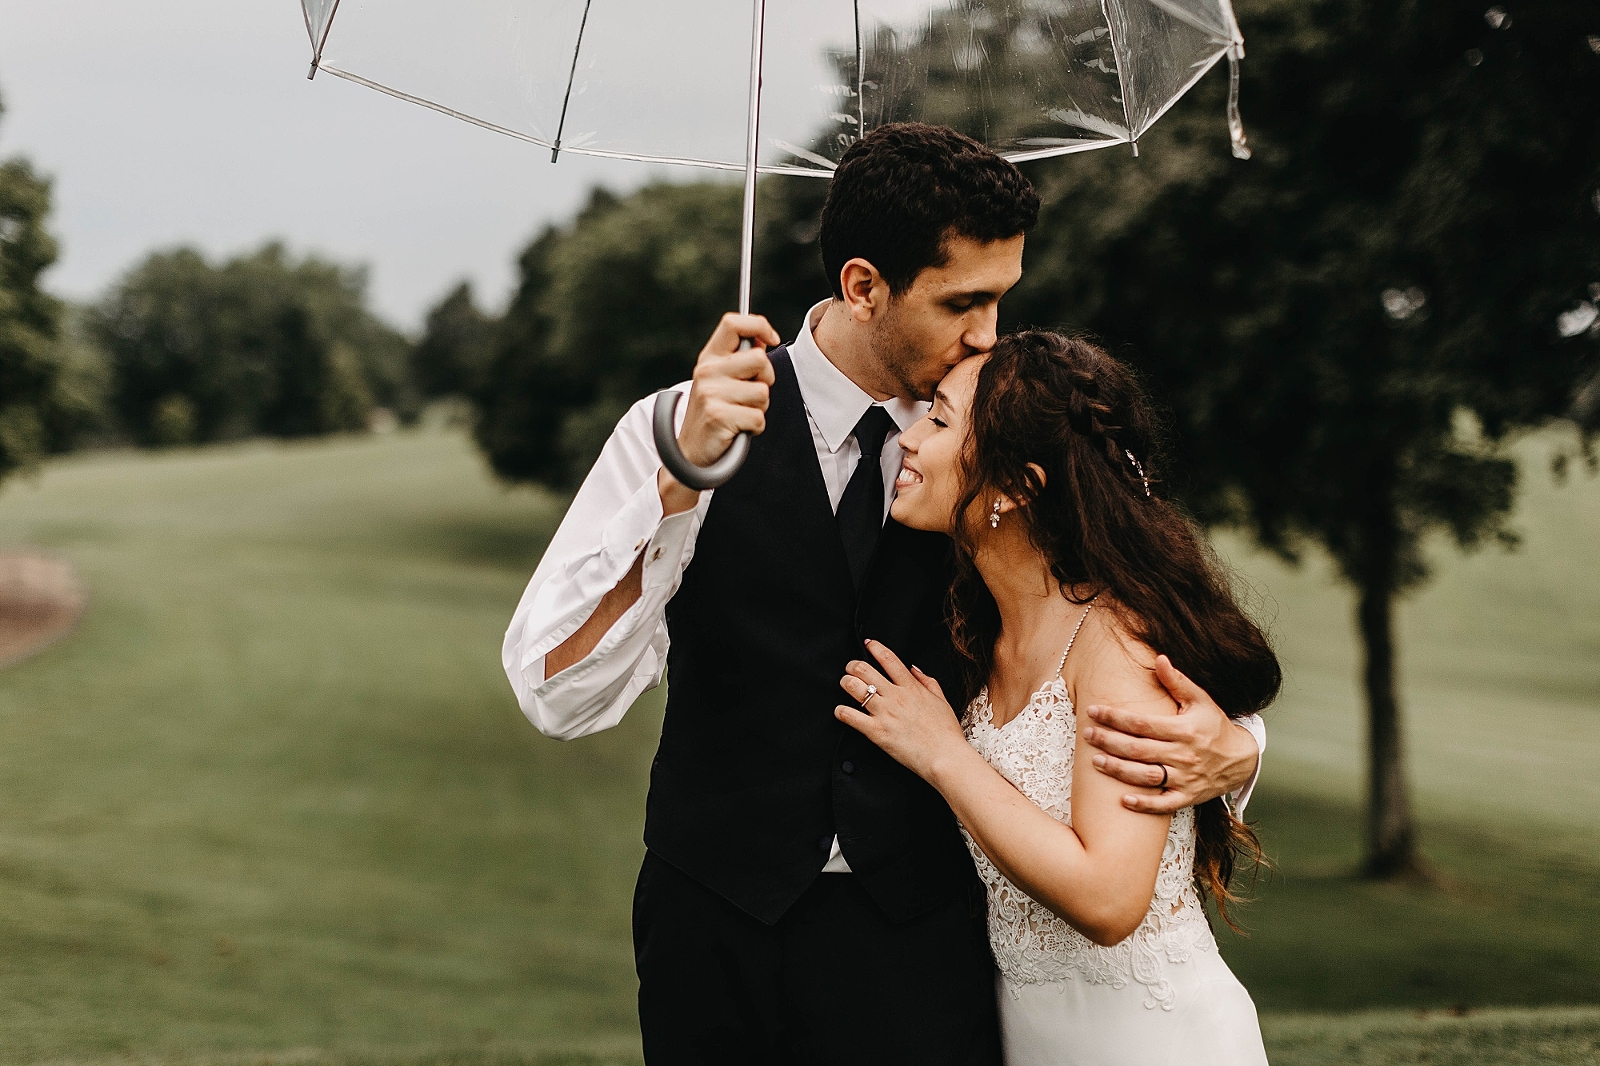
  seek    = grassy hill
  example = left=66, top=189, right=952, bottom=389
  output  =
left=0, top=426, right=1595, bottom=1064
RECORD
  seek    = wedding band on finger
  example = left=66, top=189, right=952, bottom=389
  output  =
left=862, top=684, right=879, bottom=709
left=1157, top=763, right=1169, bottom=791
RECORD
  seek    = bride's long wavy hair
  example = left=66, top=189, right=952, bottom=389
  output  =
left=947, top=330, right=1280, bottom=925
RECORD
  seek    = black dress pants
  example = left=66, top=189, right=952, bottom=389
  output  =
left=633, top=850, right=1002, bottom=1066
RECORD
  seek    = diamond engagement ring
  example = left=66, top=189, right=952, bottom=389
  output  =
left=862, top=685, right=879, bottom=708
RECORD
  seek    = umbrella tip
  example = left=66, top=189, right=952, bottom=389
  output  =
left=550, top=146, right=561, bottom=163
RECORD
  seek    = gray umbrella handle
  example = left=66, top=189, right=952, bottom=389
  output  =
left=653, top=391, right=751, bottom=490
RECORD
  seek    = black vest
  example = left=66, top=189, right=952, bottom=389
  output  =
left=644, top=347, right=974, bottom=925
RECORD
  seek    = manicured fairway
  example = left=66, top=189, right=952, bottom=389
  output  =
left=0, top=427, right=1594, bottom=1064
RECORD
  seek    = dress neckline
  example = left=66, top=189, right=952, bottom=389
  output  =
left=975, top=598, right=1099, bottom=732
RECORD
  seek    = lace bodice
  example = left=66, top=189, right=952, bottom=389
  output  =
left=959, top=612, right=1217, bottom=1011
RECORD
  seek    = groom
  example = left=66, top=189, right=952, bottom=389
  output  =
left=503, top=123, right=1264, bottom=1065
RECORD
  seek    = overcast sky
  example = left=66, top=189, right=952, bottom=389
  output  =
left=0, top=0, right=692, bottom=329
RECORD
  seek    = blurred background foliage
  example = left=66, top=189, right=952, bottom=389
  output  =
left=90, top=243, right=417, bottom=447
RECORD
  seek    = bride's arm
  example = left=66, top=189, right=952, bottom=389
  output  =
left=837, top=629, right=1175, bottom=947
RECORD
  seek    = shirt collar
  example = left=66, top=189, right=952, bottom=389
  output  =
left=788, top=299, right=926, bottom=453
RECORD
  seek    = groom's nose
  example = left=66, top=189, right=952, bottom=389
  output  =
left=964, top=307, right=999, bottom=353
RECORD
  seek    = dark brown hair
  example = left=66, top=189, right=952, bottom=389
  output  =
left=949, top=330, right=1280, bottom=924
left=819, top=123, right=1039, bottom=300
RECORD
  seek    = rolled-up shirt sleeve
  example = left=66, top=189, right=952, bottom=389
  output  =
left=502, top=384, right=706, bottom=740
left=1231, top=714, right=1266, bottom=818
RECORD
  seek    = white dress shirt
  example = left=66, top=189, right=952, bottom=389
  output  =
left=502, top=300, right=1265, bottom=873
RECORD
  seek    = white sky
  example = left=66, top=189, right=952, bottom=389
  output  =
left=0, top=0, right=693, bottom=330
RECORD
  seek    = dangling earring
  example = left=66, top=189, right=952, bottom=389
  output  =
left=989, top=499, right=1002, bottom=529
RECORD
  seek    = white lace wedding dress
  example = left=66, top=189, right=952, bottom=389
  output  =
left=960, top=615, right=1269, bottom=1066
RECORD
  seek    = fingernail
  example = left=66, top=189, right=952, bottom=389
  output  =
left=1083, top=727, right=1097, bottom=743
left=1092, top=755, right=1107, bottom=769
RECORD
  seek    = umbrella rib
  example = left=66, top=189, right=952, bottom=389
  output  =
left=854, top=0, right=865, bottom=140
left=306, top=0, right=344, bottom=80
left=552, top=0, right=597, bottom=163
left=1098, top=0, right=1137, bottom=154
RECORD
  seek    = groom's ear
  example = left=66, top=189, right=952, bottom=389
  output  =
left=839, top=258, right=888, bottom=321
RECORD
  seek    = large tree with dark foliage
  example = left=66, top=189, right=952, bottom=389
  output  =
left=1001, top=0, right=1600, bottom=878
left=0, top=90, right=64, bottom=484
left=93, top=243, right=416, bottom=446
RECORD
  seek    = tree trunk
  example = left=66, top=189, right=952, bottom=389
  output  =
left=1356, top=526, right=1424, bottom=880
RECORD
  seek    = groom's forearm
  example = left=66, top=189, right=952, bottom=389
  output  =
left=545, top=552, right=645, bottom=676
left=548, top=466, right=700, bottom=676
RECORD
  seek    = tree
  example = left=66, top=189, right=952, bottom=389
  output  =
left=473, top=184, right=738, bottom=487
left=1001, top=0, right=1600, bottom=877
left=0, top=89, right=64, bottom=484
left=92, top=242, right=415, bottom=446
left=412, top=281, right=495, bottom=400
left=469, top=176, right=835, bottom=489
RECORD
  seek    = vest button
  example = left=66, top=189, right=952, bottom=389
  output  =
left=841, top=761, right=855, bottom=774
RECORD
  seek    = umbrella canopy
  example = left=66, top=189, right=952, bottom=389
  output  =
left=301, top=0, right=1250, bottom=174
left=300, top=0, right=1249, bottom=487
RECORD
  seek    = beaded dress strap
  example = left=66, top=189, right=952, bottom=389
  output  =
left=1054, top=596, right=1101, bottom=677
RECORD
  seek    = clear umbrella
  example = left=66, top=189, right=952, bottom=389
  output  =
left=300, top=0, right=1251, bottom=485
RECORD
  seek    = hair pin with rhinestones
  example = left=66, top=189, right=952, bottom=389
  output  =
left=1124, top=449, right=1151, bottom=498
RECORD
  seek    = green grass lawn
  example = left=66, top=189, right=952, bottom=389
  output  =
left=0, top=426, right=1595, bottom=1065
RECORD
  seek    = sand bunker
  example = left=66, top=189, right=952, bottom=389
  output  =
left=0, top=550, right=88, bottom=669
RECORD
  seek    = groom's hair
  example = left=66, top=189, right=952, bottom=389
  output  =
left=819, top=123, right=1039, bottom=300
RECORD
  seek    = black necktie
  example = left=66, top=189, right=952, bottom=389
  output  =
left=836, top=405, right=898, bottom=592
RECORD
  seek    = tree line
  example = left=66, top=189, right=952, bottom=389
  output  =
left=3, top=0, right=1597, bottom=879
left=0, top=90, right=418, bottom=472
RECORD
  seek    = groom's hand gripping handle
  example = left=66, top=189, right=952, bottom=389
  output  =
left=1081, top=655, right=1260, bottom=815
left=658, top=312, right=779, bottom=514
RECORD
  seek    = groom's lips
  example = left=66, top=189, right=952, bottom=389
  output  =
left=895, top=462, right=924, bottom=489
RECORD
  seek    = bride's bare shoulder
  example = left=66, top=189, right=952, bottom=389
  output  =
left=1064, top=596, right=1174, bottom=714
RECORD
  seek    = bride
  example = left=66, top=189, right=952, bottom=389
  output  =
left=835, top=331, right=1279, bottom=1065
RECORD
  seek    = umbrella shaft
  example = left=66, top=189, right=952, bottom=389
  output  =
left=737, top=0, right=766, bottom=316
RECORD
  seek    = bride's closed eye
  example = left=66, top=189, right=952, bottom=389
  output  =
left=929, top=416, right=948, bottom=429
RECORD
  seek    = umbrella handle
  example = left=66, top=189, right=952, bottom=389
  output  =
left=651, top=0, right=765, bottom=492
left=653, top=390, right=752, bottom=491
